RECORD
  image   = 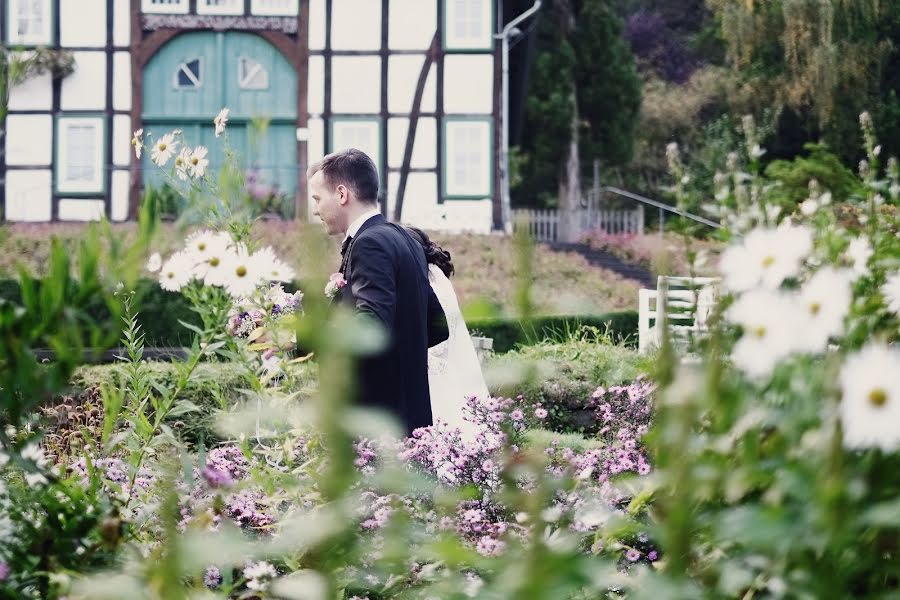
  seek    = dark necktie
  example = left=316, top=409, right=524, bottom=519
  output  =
left=340, top=235, right=352, bottom=257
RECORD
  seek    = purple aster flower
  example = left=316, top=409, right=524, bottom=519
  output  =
left=625, top=549, right=641, bottom=562
left=534, top=408, right=548, bottom=419
left=202, top=466, right=234, bottom=489
left=0, top=562, right=9, bottom=581
left=648, top=551, right=658, bottom=561
left=204, top=566, right=222, bottom=589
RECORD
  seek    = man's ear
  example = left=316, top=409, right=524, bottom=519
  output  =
left=336, top=184, right=350, bottom=205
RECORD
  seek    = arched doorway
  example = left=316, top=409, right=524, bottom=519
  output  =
left=142, top=31, right=298, bottom=214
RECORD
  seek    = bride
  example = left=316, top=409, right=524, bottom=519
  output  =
left=405, top=227, right=489, bottom=436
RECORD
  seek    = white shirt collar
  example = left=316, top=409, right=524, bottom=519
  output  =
left=345, top=207, right=381, bottom=241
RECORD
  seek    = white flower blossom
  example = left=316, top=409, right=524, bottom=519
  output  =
left=882, top=272, right=900, bottom=314
left=151, top=132, right=178, bottom=167
left=189, top=145, right=209, bottom=178
left=223, top=245, right=266, bottom=298
left=799, top=198, right=818, bottom=216
left=839, top=344, right=900, bottom=451
left=214, top=107, right=229, bottom=137
left=254, top=246, right=295, bottom=282
left=243, top=561, right=277, bottom=591
left=131, top=129, right=144, bottom=159
left=846, top=237, right=873, bottom=279
left=174, top=147, right=191, bottom=180
left=719, top=224, right=813, bottom=292
left=146, top=252, right=162, bottom=273
left=159, top=252, right=195, bottom=292
left=796, top=268, right=853, bottom=353
left=727, top=289, right=806, bottom=380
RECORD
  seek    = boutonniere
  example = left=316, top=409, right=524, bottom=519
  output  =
left=324, top=272, right=347, bottom=300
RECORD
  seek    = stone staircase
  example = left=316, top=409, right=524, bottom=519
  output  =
left=547, top=242, right=655, bottom=288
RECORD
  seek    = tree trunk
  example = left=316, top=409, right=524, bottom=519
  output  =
left=557, top=85, right=581, bottom=243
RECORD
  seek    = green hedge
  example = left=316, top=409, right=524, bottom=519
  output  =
left=0, top=278, right=637, bottom=352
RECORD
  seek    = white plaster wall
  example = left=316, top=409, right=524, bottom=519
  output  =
left=306, top=117, right=324, bottom=221
left=389, top=0, right=437, bottom=50
left=113, top=0, right=131, bottom=46
left=7, top=55, right=52, bottom=110
left=440, top=199, right=492, bottom=233
left=388, top=55, right=436, bottom=114
left=331, top=0, right=381, bottom=50
left=331, top=57, right=381, bottom=114
left=111, top=170, right=131, bottom=221
left=112, top=114, right=133, bottom=167
left=388, top=117, right=436, bottom=169
left=61, top=52, right=107, bottom=111
left=4, top=170, right=52, bottom=222
left=386, top=171, right=438, bottom=225
left=60, top=0, right=106, bottom=47
left=251, top=0, right=298, bottom=16
left=5, top=115, right=53, bottom=165
left=113, top=52, right=132, bottom=111
left=58, top=199, right=106, bottom=221
left=443, top=55, right=493, bottom=114
left=308, top=0, right=325, bottom=50
left=308, top=55, right=324, bottom=115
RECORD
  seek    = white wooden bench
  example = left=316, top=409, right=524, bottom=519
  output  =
left=638, top=276, right=720, bottom=354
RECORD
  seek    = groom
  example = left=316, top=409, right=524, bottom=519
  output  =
left=308, top=148, right=449, bottom=434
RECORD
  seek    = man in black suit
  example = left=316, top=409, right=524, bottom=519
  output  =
left=308, top=148, right=449, bottom=434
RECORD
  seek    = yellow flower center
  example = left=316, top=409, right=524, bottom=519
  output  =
left=752, top=326, right=766, bottom=339
left=209, top=257, right=220, bottom=267
left=198, top=242, right=206, bottom=251
left=236, top=266, right=247, bottom=278
left=869, top=388, right=888, bottom=408
left=761, top=256, right=775, bottom=268
left=809, top=302, right=821, bottom=315
left=191, top=157, right=199, bottom=165
left=159, top=143, right=167, bottom=151
left=166, top=271, right=174, bottom=279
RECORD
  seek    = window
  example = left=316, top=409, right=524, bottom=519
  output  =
left=174, top=58, right=203, bottom=89
left=251, top=0, right=299, bottom=16
left=331, top=119, right=381, bottom=173
left=444, top=0, right=492, bottom=50
left=197, top=0, right=243, bottom=14
left=141, top=0, right=189, bottom=14
left=8, top=0, right=52, bottom=45
left=238, top=57, right=269, bottom=90
left=444, top=119, right=491, bottom=197
left=56, top=117, right=105, bottom=194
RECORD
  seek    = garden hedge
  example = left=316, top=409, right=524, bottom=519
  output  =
left=0, top=278, right=637, bottom=352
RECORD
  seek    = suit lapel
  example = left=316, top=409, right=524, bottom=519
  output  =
left=337, top=213, right=386, bottom=304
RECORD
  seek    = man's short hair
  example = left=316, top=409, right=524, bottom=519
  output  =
left=307, top=148, right=379, bottom=204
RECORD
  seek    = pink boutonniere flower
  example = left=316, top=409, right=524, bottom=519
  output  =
left=325, top=273, right=347, bottom=300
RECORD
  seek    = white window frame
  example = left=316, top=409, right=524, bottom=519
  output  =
left=173, top=57, right=203, bottom=89
left=444, top=118, right=492, bottom=198
left=56, top=117, right=106, bottom=194
left=238, top=57, right=270, bottom=90
left=330, top=118, right=382, bottom=174
left=444, top=0, right=493, bottom=51
left=251, top=0, right=299, bottom=16
left=141, top=0, right=190, bottom=15
left=8, top=0, right=52, bottom=46
left=196, top=0, right=244, bottom=15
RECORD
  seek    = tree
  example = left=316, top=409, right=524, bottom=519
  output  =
left=514, top=0, right=641, bottom=215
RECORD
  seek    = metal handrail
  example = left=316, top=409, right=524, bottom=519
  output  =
left=600, top=185, right=722, bottom=230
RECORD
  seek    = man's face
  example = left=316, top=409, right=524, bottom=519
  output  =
left=310, top=170, right=347, bottom=236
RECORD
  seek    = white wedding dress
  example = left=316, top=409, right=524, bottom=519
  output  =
left=427, top=264, right=489, bottom=438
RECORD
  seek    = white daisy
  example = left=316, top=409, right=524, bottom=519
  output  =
left=254, top=246, right=296, bottom=282
left=214, top=107, right=229, bottom=138
left=201, top=244, right=237, bottom=288
left=188, top=145, right=209, bottom=178
left=796, top=267, right=853, bottom=353
left=882, top=272, right=900, bottom=314
left=173, top=147, right=191, bottom=181
left=243, top=561, right=277, bottom=591
left=159, top=252, right=195, bottom=292
left=185, top=230, right=231, bottom=261
left=727, top=289, right=805, bottom=380
left=839, top=344, right=900, bottom=451
left=846, top=237, right=873, bottom=279
left=146, top=252, right=162, bottom=273
left=222, top=245, right=265, bottom=298
left=151, top=132, right=178, bottom=167
left=131, top=129, right=144, bottom=159
left=799, top=198, right=818, bottom=217
left=719, top=224, right=813, bottom=292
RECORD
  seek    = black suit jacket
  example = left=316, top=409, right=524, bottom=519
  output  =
left=337, top=214, right=449, bottom=433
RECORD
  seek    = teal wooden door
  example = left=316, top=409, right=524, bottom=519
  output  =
left=142, top=32, right=298, bottom=203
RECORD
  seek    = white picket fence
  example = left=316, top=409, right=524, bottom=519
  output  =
left=512, top=206, right=644, bottom=242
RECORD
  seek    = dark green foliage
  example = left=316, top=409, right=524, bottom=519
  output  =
left=468, top=311, right=638, bottom=353
left=514, top=0, right=641, bottom=208
left=765, top=143, right=865, bottom=205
